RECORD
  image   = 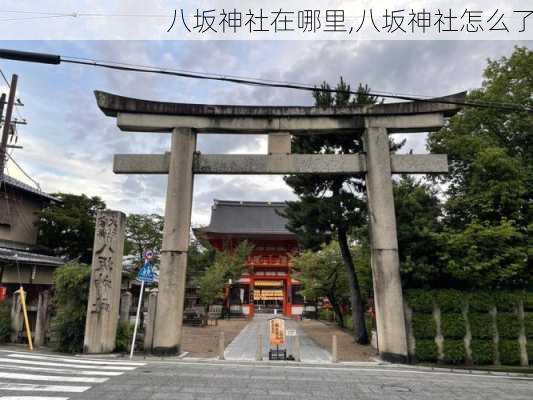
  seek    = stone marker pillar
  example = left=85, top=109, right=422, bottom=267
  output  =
left=10, top=292, right=21, bottom=342
left=34, top=290, right=50, bottom=348
left=363, top=126, right=408, bottom=363
left=143, top=291, right=158, bottom=352
left=83, top=210, right=126, bottom=353
left=152, top=128, right=196, bottom=355
left=119, top=291, right=132, bottom=324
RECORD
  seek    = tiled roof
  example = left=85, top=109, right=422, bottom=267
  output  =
left=0, top=246, right=64, bottom=267
left=0, top=175, right=58, bottom=202
left=197, top=200, right=294, bottom=236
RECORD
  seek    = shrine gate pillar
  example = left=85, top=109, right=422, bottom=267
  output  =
left=364, top=125, right=408, bottom=363
left=152, top=128, right=196, bottom=355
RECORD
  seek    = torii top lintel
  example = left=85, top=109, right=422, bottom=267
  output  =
left=94, top=90, right=466, bottom=134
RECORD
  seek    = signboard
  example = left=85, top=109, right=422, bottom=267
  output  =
left=286, top=329, right=297, bottom=337
left=144, top=249, right=154, bottom=260
left=269, top=318, right=285, bottom=346
left=137, top=260, right=155, bottom=283
left=253, top=289, right=283, bottom=300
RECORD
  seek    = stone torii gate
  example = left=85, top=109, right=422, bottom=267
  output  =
left=94, top=91, right=464, bottom=362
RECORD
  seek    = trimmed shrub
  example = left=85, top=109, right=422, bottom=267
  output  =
left=499, top=340, right=521, bottom=366
left=524, top=312, right=533, bottom=339
left=443, top=340, right=466, bottom=365
left=497, top=313, right=521, bottom=339
left=441, top=313, right=466, bottom=339
left=0, top=302, right=11, bottom=343
left=469, top=313, right=493, bottom=339
left=470, top=340, right=494, bottom=365
left=435, top=290, right=464, bottom=313
left=115, top=322, right=133, bottom=353
left=405, top=290, right=434, bottom=313
left=412, top=314, right=436, bottom=339
left=415, top=339, right=438, bottom=362
left=468, top=292, right=494, bottom=313
left=318, top=308, right=334, bottom=322
left=524, top=292, right=533, bottom=311
left=49, top=262, right=91, bottom=353
left=493, top=292, right=520, bottom=312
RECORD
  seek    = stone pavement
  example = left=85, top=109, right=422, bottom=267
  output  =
left=58, top=360, right=533, bottom=400
left=224, top=314, right=331, bottom=362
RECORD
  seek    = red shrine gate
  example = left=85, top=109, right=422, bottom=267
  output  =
left=195, top=200, right=303, bottom=317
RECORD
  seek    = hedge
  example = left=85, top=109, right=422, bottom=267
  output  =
left=499, top=340, right=521, bottom=366
left=405, top=290, right=434, bottom=313
left=525, top=313, right=533, bottom=339
left=470, top=340, right=495, bottom=365
left=441, top=313, right=467, bottom=339
left=468, top=314, right=493, bottom=339
left=415, top=339, right=438, bottom=362
left=497, top=313, right=521, bottom=339
left=412, top=314, right=435, bottom=339
left=443, top=340, right=466, bottom=365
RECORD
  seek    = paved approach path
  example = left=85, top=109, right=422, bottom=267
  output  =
left=224, top=314, right=331, bottom=362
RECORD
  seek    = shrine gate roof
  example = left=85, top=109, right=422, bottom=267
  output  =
left=196, top=200, right=294, bottom=237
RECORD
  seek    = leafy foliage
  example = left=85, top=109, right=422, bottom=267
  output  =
left=0, top=302, right=11, bottom=343
left=50, top=262, right=91, bottom=353
left=415, top=340, right=438, bottom=362
left=124, top=214, right=164, bottom=267
left=198, top=241, right=252, bottom=308
left=428, top=47, right=532, bottom=290
left=443, top=340, right=466, bottom=365
left=115, top=322, right=133, bottom=353
left=37, top=194, right=106, bottom=263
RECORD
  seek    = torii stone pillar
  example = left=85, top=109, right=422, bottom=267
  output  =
left=152, top=128, right=196, bottom=355
left=84, top=210, right=126, bottom=353
left=364, top=126, right=407, bottom=362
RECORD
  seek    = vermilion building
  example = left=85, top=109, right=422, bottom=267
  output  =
left=195, top=200, right=303, bottom=318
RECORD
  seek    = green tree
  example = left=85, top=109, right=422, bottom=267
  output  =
left=187, top=238, right=216, bottom=284
left=198, top=241, right=252, bottom=309
left=292, top=242, right=351, bottom=327
left=283, top=78, right=383, bottom=344
left=428, top=46, right=532, bottom=289
left=49, top=262, right=91, bottom=353
left=124, top=213, right=164, bottom=266
left=37, top=194, right=106, bottom=263
left=393, top=176, right=445, bottom=288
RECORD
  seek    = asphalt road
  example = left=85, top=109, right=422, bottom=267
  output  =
left=0, top=350, right=532, bottom=399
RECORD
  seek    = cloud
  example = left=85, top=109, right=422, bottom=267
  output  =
left=2, top=39, right=530, bottom=226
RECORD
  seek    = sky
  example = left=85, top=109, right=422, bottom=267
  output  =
left=1, top=39, right=531, bottom=226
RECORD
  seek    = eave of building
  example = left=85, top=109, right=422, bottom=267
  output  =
left=0, top=246, right=64, bottom=267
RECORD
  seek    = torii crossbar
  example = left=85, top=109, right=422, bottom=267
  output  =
left=94, top=90, right=465, bottom=363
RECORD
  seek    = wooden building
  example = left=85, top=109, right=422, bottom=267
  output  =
left=195, top=200, right=303, bottom=318
left=0, top=175, right=63, bottom=326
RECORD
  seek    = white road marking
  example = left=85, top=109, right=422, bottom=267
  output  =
left=0, top=397, right=69, bottom=400
left=0, top=364, right=122, bottom=376
left=1, top=351, right=144, bottom=366
left=0, top=358, right=133, bottom=371
left=0, top=372, right=107, bottom=383
left=0, top=382, right=89, bottom=392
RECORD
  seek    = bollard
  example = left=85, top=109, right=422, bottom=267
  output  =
left=218, top=331, right=225, bottom=360
left=294, top=335, right=301, bottom=362
left=332, top=334, right=338, bottom=363
left=256, top=334, right=263, bottom=361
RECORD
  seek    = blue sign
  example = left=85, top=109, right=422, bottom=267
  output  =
left=137, top=260, right=155, bottom=283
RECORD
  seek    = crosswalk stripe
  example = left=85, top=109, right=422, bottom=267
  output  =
left=0, top=397, right=69, bottom=400
left=0, top=364, right=122, bottom=376
left=0, top=382, right=89, bottom=392
left=0, top=351, right=144, bottom=366
left=0, top=372, right=107, bottom=384
left=0, top=358, right=134, bottom=371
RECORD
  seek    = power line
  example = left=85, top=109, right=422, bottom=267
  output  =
left=6, top=153, right=41, bottom=190
left=0, top=48, right=531, bottom=113
left=60, top=56, right=532, bottom=113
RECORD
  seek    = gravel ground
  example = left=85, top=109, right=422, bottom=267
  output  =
left=298, top=318, right=378, bottom=362
left=181, top=319, right=249, bottom=358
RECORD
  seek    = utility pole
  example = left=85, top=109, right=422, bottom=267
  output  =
left=0, top=74, right=18, bottom=180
